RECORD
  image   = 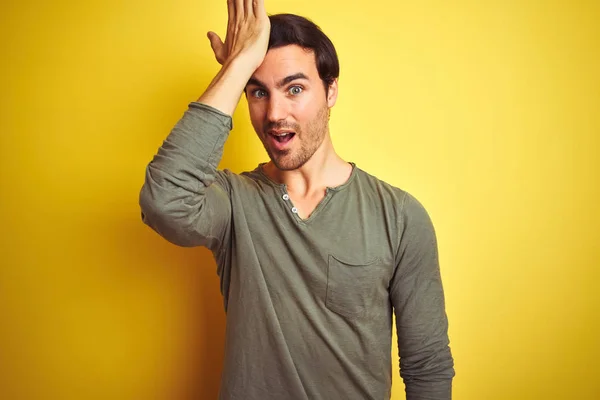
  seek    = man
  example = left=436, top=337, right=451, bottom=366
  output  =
left=139, top=1, right=454, bottom=399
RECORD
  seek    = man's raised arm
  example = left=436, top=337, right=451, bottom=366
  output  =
left=138, top=0, right=270, bottom=249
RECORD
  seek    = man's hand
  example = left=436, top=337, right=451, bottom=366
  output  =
left=207, top=0, right=270, bottom=71
left=197, top=0, right=270, bottom=115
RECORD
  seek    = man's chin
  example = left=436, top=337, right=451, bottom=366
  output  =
left=274, top=158, right=312, bottom=171
left=271, top=159, right=297, bottom=171
left=269, top=153, right=303, bottom=171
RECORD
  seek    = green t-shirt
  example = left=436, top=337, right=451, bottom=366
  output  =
left=140, top=102, right=454, bottom=400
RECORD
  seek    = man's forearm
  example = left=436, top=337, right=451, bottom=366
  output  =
left=197, top=57, right=254, bottom=116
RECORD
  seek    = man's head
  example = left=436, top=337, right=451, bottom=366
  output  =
left=245, top=14, right=340, bottom=171
left=267, top=14, right=339, bottom=95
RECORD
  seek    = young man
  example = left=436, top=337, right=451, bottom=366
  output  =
left=139, top=1, right=454, bottom=399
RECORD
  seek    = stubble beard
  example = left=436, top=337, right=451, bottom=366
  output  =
left=262, top=105, right=329, bottom=171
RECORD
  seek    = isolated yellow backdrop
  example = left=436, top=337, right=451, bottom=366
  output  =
left=1, top=0, right=599, bottom=399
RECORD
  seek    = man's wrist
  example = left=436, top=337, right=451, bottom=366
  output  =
left=197, top=57, right=256, bottom=116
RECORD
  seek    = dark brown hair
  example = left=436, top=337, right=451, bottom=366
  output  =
left=268, top=14, right=340, bottom=91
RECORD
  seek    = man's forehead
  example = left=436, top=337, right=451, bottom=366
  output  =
left=251, top=45, right=319, bottom=84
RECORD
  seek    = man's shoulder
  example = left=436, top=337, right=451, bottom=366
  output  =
left=353, top=166, right=430, bottom=218
left=215, top=164, right=274, bottom=191
left=353, top=166, right=409, bottom=203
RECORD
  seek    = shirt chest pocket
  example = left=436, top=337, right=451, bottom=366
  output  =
left=325, top=255, right=390, bottom=319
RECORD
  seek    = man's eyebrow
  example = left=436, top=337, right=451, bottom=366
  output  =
left=246, top=77, right=266, bottom=89
left=246, top=73, right=309, bottom=90
left=276, top=73, right=309, bottom=88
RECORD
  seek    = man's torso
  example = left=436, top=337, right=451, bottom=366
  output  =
left=213, top=164, right=406, bottom=400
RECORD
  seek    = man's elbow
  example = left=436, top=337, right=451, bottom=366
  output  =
left=403, top=343, right=455, bottom=377
left=401, top=347, right=454, bottom=400
left=138, top=186, right=206, bottom=248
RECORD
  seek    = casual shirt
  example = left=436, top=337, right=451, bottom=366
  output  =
left=139, top=102, right=455, bottom=399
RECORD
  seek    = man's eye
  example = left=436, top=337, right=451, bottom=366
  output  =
left=252, top=89, right=267, bottom=98
left=289, top=86, right=303, bottom=95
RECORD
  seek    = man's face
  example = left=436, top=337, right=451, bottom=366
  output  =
left=246, top=45, right=337, bottom=171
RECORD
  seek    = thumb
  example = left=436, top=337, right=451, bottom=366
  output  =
left=207, top=31, right=224, bottom=62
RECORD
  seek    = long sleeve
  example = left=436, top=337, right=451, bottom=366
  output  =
left=390, top=193, right=455, bottom=400
left=139, top=102, right=233, bottom=251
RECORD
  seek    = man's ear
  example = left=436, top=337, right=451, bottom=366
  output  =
left=327, top=78, right=338, bottom=108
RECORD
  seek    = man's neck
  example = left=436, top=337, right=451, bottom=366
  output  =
left=263, top=140, right=352, bottom=198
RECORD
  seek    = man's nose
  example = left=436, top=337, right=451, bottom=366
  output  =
left=266, top=94, right=289, bottom=123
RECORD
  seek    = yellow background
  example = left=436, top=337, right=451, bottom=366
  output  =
left=1, top=0, right=599, bottom=399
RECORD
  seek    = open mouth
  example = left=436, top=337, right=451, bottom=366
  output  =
left=267, top=130, right=297, bottom=151
left=271, top=132, right=296, bottom=144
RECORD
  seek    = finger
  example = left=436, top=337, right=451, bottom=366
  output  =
left=207, top=31, right=224, bottom=61
left=245, top=0, right=253, bottom=19
left=253, top=0, right=266, bottom=18
left=235, top=0, right=244, bottom=21
left=227, top=0, right=235, bottom=27
left=207, top=31, right=223, bottom=51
